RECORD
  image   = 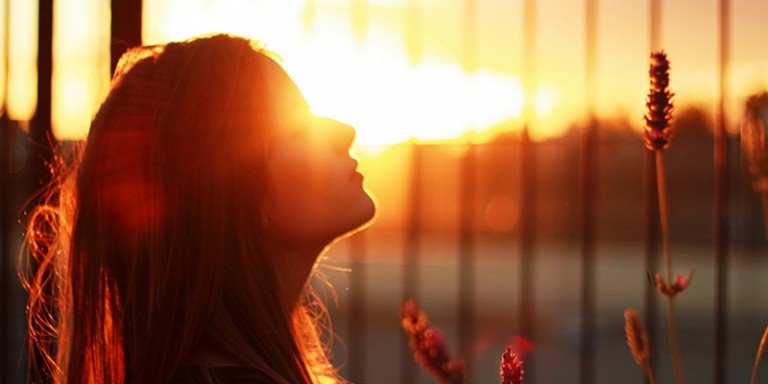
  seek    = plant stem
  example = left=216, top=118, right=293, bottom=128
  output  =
left=655, top=151, right=684, bottom=384
left=760, top=191, right=768, bottom=243
left=749, top=324, right=768, bottom=384
left=643, top=360, right=658, bottom=384
left=655, top=151, right=672, bottom=286
left=666, top=295, right=683, bottom=384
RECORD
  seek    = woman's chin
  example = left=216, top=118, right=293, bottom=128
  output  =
left=355, top=192, right=378, bottom=230
left=332, top=199, right=378, bottom=242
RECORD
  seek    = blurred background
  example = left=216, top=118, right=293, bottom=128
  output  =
left=2, top=0, right=768, bottom=383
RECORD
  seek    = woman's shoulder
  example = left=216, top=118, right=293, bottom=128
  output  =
left=171, top=365, right=275, bottom=384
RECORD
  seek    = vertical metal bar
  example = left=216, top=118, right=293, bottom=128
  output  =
left=110, top=0, right=143, bottom=75
left=643, top=129, right=661, bottom=370
left=402, top=1, right=423, bottom=380
left=518, top=126, right=535, bottom=350
left=714, top=0, right=730, bottom=382
left=350, top=0, right=368, bottom=46
left=644, top=0, right=662, bottom=373
left=458, top=0, right=476, bottom=372
left=0, top=112, right=10, bottom=383
left=579, top=0, right=598, bottom=382
left=0, top=112, right=16, bottom=384
left=346, top=0, right=368, bottom=378
left=519, top=0, right=536, bottom=370
left=649, top=0, right=661, bottom=52
left=347, top=232, right=368, bottom=381
left=404, top=0, right=422, bottom=66
left=401, top=142, right=422, bottom=384
left=518, top=0, right=537, bottom=380
left=458, top=143, right=476, bottom=369
left=461, top=0, right=476, bottom=73
left=1, top=0, right=16, bottom=381
left=578, top=122, right=597, bottom=384
left=30, top=0, right=53, bottom=165
left=27, top=1, right=54, bottom=382
left=301, top=0, right=317, bottom=36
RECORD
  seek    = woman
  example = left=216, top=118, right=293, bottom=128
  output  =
left=23, top=34, right=376, bottom=384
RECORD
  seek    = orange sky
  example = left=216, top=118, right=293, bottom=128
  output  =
left=3, top=0, right=768, bottom=145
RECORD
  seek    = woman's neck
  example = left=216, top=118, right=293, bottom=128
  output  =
left=264, top=240, right=326, bottom=302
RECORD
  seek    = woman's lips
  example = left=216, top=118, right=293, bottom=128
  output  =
left=350, top=160, right=363, bottom=181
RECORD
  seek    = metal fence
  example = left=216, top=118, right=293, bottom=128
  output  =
left=2, top=0, right=765, bottom=383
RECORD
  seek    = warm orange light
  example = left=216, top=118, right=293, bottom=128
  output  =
left=484, top=196, right=519, bottom=233
left=7, top=0, right=38, bottom=122
left=142, top=1, right=304, bottom=48
left=293, top=59, right=526, bottom=146
left=52, top=0, right=110, bottom=140
left=141, top=0, right=553, bottom=147
left=528, top=82, right=565, bottom=141
left=15, top=0, right=768, bottom=143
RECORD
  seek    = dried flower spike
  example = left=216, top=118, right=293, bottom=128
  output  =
left=742, top=92, right=768, bottom=189
left=644, top=51, right=675, bottom=151
left=500, top=346, right=524, bottom=384
left=624, top=309, right=658, bottom=384
left=624, top=309, right=651, bottom=365
left=401, top=300, right=466, bottom=384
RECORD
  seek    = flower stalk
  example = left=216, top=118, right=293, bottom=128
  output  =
left=643, top=50, right=686, bottom=384
left=750, top=324, right=768, bottom=384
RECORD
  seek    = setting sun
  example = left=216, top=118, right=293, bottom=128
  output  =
left=141, top=0, right=538, bottom=146
left=6, top=0, right=768, bottom=143
left=30, top=0, right=570, bottom=144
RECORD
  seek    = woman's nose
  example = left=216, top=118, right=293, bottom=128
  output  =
left=320, top=117, right=356, bottom=152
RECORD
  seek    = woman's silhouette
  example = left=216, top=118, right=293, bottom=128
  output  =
left=22, top=34, right=376, bottom=384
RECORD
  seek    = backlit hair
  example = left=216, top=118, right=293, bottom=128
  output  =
left=22, top=34, right=342, bottom=384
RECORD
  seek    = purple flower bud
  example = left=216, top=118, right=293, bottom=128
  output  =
left=644, top=51, right=675, bottom=151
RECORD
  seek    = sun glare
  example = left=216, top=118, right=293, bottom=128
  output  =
left=7, top=0, right=38, bottom=122
left=141, top=0, right=544, bottom=147
left=14, top=0, right=562, bottom=143
left=52, top=0, right=110, bottom=140
left=7, top=0, right=768, bottom=143
left=293, top=57, right=526, bottom=146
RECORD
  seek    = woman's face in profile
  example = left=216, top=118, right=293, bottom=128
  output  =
left=263, top=67, right=376, bottom=249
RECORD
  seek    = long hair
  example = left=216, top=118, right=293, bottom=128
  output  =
left=22, top=34, right=342, bottom=384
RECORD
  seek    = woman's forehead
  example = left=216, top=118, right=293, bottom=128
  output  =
left=279, top=84, right=311, bottom=114
left=270, top=72, right=313, bottom=123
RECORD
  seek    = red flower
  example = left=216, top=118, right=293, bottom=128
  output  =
left=649, top=269, right=694, bottom=298
left=401, top=300, right=466, bottom=384
left=500, top=345, right=524, bottom=384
